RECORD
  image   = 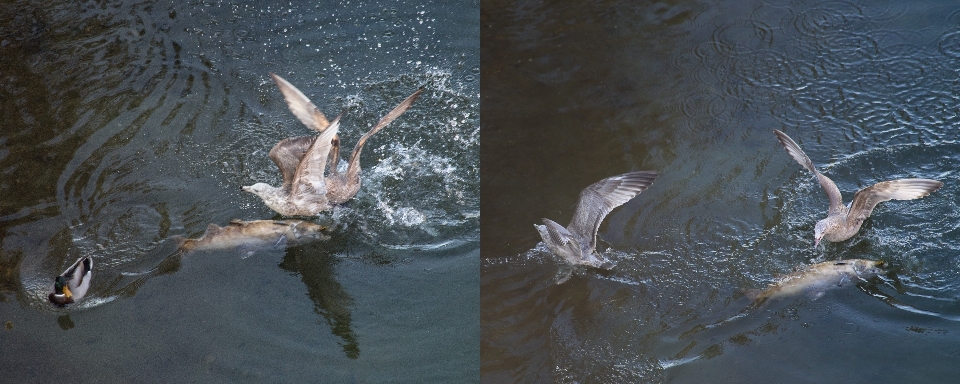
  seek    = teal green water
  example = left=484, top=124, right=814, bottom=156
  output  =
left=0, top=0, right=478, bottom=381
left=482, top=0, right=960, bottom=382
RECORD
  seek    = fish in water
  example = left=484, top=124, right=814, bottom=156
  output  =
left=49, top=256, right=93, bottom=306
left=773, top=130, right=942, bottom=246
left=175, top=219, right=329, bottom=253
left=534, top=170, right=658, bottom=269
left=242, top=73, right=422, bottom=215
left=747, top=259, right=887, bottom=305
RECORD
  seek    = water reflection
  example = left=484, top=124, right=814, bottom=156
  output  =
left=279, top=237, right=359, bottom=359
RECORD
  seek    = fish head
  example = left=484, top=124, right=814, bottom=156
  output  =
left=290, top=221, right=329, bottom=240
left=853, top=259, right=888, bottom=279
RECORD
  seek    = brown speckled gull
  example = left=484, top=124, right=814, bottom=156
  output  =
left=535, top=171, right=658, bottom=269
left=243, top=73, right=421, bottom=215
left=774, top=129, right=942, bottom=246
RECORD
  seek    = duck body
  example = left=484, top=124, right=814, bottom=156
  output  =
left=48, top=256, right=93, bottom=306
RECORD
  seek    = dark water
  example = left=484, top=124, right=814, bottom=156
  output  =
left=1, top=0, right=478, bottom=381
left=482, top=0, right=960, bottom=382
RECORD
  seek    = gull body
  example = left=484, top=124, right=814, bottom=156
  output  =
left=774, top=130, right=942, bottom=246
left=534, top=171, right=658, bottom=269
left=243, top=73, right=422, bottom=215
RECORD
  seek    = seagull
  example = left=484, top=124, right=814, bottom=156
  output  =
left=243, top=73, right=422, bottom=215
left=773, top=129, right=942, bottom=246
left=243, top=111, right=343, bottom=216
left=49, top=256, right=93, bottom=306
left=535, top=171, right=659, bottom=269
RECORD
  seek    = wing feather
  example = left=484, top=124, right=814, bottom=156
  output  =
left=848, top=178, right=943, bottom=223
left=345, top=89, right=423, bottom=180
left=567, top=171, right=658, bottom=255
left=269, top=136, right=315, bottom=190
left=291, top=114, right=342, bottom=197
left=774, top=130, right=844, bottom=214
left=270, top=73, right=331, bottom=132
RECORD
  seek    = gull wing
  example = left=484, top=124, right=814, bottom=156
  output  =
left=270, top=73, right=331, bottom=132
left=774, top=130, right=844, bottom=215
left=269, top=136, right=315, bottom=190
left=848, top=178, right=943, bottom=224
left=566, top=171, right=658, bottom=255
left=291, top=114, right=342, bottom=197
left=540, top=218, right=575, bottom=248
left=345, top=89, right=423, bottom=180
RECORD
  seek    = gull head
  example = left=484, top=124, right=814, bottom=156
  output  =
left=814, top=220, right=828, bottom=247
left=242, top=183, right=274, bottom=198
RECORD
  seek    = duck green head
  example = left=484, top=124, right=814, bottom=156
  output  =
left=54, top=276, right=72, bottom=297
left=49, top=276, right=74, bottom=306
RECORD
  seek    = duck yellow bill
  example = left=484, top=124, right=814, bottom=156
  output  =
left=62, top=285, right=73, bottom=298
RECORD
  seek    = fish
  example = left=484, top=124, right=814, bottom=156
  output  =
left=175, top=219, right=329, bottom=253
left=747, top=259, right=887, bottom=305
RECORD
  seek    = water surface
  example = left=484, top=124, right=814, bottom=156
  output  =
left=482, top=0, right=960, bottom=382
left=1, top=0, right=478, bottom=381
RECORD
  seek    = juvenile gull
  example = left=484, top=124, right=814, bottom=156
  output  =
left=535, top=171, right=658, bottom=269
left=243, top=112, right=343, bottom=216
left=773, top=129, right=943, bottom=246
left=243, top=73, right=422, bottom=215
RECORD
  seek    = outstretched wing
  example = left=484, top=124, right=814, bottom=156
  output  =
left=848, top=178, right=942, bottom=224
left=291, top=114, right=342, bottom=197
left=269, top=136, right=315, bottom=190
left=566, top=171, right=658, bottom=255
left=773, top=130, right=844, bottom=214
left=270, top=73, right=331, bottom=132
left=345, top=89, right=423, bottom=180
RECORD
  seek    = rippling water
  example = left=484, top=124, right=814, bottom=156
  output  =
left=1, top=0, right=478, bottom=381
left=482, top=0, right=960, bottom=382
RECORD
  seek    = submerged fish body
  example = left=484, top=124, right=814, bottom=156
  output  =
left=176, top=219, right=329, bottom=253
left=749, top=259, right=886, bottom=304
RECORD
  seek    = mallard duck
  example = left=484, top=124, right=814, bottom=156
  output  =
left=48, top=256, right=93, bottom=306
left=242, top=73, right=422, bottom=216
